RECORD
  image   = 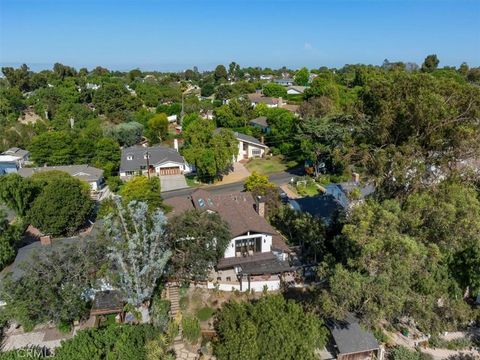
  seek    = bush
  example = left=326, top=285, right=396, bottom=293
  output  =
left=182, top=315, right=201, bottom=344
left=388, top=346, right=433, bottom=360
left=150, top=296, right=171, bottom=330
left=179, top=296, right=189, bottom=311
left=196, top=307, right=214, bottom=322
left=429, top=335, right=472, bottom=350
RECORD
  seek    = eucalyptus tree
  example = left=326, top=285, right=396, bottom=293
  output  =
left=104, top=199, right=172, bottom=306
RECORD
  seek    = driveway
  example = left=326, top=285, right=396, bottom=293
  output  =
left=160, top=174, right=188, bottom=192
left=213, top=162, right=250, bottom=186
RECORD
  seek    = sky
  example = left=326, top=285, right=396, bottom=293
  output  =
left=0, top=0, right=479, bottom=72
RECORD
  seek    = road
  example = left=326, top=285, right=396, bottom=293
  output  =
left=161, top=169, right=303, bottom=199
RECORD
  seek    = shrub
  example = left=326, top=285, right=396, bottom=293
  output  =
left=182, top=315, right=201, bottom=344
left=150, top=296, right=171, bottom=330
left=179, top=296, right=189, bottom=311
left=196, top=307, right=214, bottom=322
left=429, top=335, right=472, bottom=350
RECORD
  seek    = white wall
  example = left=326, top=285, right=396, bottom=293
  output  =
left=224, top=233, right=272, bottom=258
left=206, top=279, right=280, bottom=292
left=235, top=141, right=266, bottom=162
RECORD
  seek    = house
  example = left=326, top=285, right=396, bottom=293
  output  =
left=233, top=132, right=269, bottom=161
left=0, top=147, right=30, bottom=175
left=119, top=145, right=191, bottom=179
left=324, top=179, right=375, bottom=210
left=18, top=165, right=105, bottom=191
left=280, top=103, right=300, bottom=115
left=287, top=86, right=307, bottom=95
left=327, top=315, right=383, bottom=360
left=247, top=93, right=283, bottom=108
left=165, top=189, right=293, bottom=291
left=274, top=78, right=294, bottom=86
left=260, top=74, right=273, bottom=81
left=249, top=116, right=269, bottom=133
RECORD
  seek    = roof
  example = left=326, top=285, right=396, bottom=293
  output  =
left=247, top=93, right=281, bottom=106
left=120, top=145, right=186, bottom=172
left=216, top=252, right=291, bottom=275
left=274, top=78, right=294, bottom=83
left=329, top=315, right=379, bottom=355
left=287, top=86, right=307, bottom=93
left=249, top=116, right=268, bottom=128
left=0, top=155, right=21, bottom=163
left=18, top=165, right=103, bottom=183
left=90, top=290, right=123, bottom=315
left=292, top=195, right=343, bottom=222
left=1, top=147, right=29, bottom=158
left=165, top=189, right=286, bottom=241
left=337, top=182, right=375, bottom=199
left=234, top=132, right=268, bottom=148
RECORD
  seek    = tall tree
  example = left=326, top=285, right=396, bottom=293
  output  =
left=104, top=199, right=172, bottom=306
left=421, top=54, right=440, bottom=72
left=145, top=113, right=169, bottom=144
left=294, top=67, right=310, bottom=86
left=214, top=65, right=228, bottom=82
left=0, top=173, right=38, bottom=217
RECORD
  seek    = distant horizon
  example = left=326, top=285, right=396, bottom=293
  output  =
left=1, top=0, right=479, bottom=70
left=0, top=56, right=474, bottom=74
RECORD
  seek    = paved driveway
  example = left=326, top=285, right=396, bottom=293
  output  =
left=160, top=174, right=188, bottom=192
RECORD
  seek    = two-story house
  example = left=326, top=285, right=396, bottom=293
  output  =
left=165, top=189, right=292, bottom=291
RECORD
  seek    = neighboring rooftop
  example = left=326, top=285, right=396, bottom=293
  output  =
left=1, top=147, right=29, bottom=158
left=249, top=116, right=268, bottom=128
left=328, top=315, right=379, bottom=355
left=234, top=132, right=268, bottom=148
left=247, top=93, right=282, bottom=106
left=120, top=145, right=185, bottom=172
left=90, top=290, right=123, bottom=316
left=18, top=165, right=103, bottom=183
left=287, top=85, right=307, bottom=93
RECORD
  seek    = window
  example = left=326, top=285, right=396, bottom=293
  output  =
left=252, top=148, right=262, bottom=157
left=235, top=237, right=262, bottom=257
left=125, top=171, right=135, bottom=176
left=217, top=277, right=222, bottom=281
left=226, top=277, right=231, bottom=282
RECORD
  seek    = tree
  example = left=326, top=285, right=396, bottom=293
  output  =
left=29, top=131, right=77, bottom=166
left=421, top=54, right=440, bottom=72
left=93, top=137, right=121, bottom=177
left=167, top=210, right=231, bottom=283
left=214, top=65, right=228, bottom=82
left=244, top=172, right=281, bottom=217
left=262, top=83, right=287, bottom=98
left=181, top=119, right=238, bottom=182
left=228, top=62, right=241, bottom=80
left=27, top=174, right=93, bottom=236
left=215, top=295, right=327, bottom=360
left=1, top=64, right=31, bottom=92
left=109, top=121, right=144, bottom=147
left=0, top=236, right=107, bottom=330
left=145, top=113, right=169, bottom=144
left=93, top=83, right=140, bottom=122
left=119, top=176, right=163, bottom=210
left=0, top=174, right=38, bottom=217
left=53, top=325, right=167, bottom=360
left=294, top=67, right=309, bottom=86
left=181, top=112, right=201, bottom=131
left=104, top=199, right=172, bottom=306
left=0, top=211, right=21, bottom=271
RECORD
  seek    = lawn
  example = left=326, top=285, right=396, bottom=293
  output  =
left=245, top=157, right=298, bottom=176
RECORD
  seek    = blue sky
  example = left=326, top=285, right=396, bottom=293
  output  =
left=1, top=0, right=479, bottom=71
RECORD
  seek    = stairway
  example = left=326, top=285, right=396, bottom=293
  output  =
left=167, top=285, right=182, bottom=344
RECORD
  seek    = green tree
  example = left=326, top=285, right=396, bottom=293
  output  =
left=145, top=113, right=169, bottom=144
left=215, top=295, right=327, bottom=360
left=109, top=121, right=144, bottom=147
left=93, top=82, right=140, bottom=122
left=119, top=176, right=163, bottom=209
left=0, top=211, right=21, bottom=271
left=27, top=174, right=93, bottom=236
left=29, top=131, right=77, bottom=166
left=181, top=112, right=201, bottom=131
left=244, top=172, right=281, bottom=217
left=294, top=67, right=310, bottom=86
left=93, top=137, right=121, bottom=177
left=167, top=210, right=231, bottom=283
left=262, top=83, right=287, bottom=98
left=214, top=65, right=228, bottom=82
left=421, top=54, right=440, bottom=72
left=0, top=174, right=38, bottom=217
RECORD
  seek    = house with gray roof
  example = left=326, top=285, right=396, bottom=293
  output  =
left=18, top=165, right=104, bottom=191
left=0, top=147, right=30, bottom=175
left=327, top=315, right=383, bottom=360
left=249, top=116, right=270, bottom=133
left=233, top=131, right=269, bottom=162
left=119, top=145, right=191, bottom=180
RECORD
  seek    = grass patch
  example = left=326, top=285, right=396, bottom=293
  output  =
left=196, top=307, right=214, bottom=322
left=245, top=157, right=298, bottom=175
left=296, top=182, right=320, bottom=197
left=186, top=175, right=202, bottom=187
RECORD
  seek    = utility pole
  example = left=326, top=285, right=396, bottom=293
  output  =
left=145, top=150, right=150, bottom=179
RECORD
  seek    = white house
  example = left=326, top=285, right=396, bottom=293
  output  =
left=233, top=132, right=269, bottom=162
left=247, top=93, right=283, bottom=108
left=165, top=190, right=292, bottom=292
left=119, top=145, right=191, bottom=179
left=0, top=147, right=30, bottom=174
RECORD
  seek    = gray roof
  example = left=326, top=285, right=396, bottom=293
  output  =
left=338, top=182, right=376, bottom=199
left=18, top=165, right=103, bottom=183
left=249, top=116, right=268, bottom=128
left=329, top=315, right=379, bottom=355
left=1, top=147, right=29, bottom=158
left=234, top=132, right=268, bottom=148
left=287, top=86, right=307, bottom=93
left=120, top=145, right=185, bottom=172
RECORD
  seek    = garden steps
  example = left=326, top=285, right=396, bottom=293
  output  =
left=167, top=284, right=183, bottom=344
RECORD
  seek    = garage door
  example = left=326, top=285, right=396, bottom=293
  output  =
left=159, top=167, right=181, bottom=175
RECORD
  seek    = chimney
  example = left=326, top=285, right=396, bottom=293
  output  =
left=352, top=172, right=360, bottom=183
left=255, top=196, right=265, bottom=218
left=260, top=136, right=264, bottom=144
left=40, top=235, right=51, bottom=246
left=173, top=138, right=179, bottom=152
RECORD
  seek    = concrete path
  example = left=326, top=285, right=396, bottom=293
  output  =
left=160, top=174, right=188, bottom=192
